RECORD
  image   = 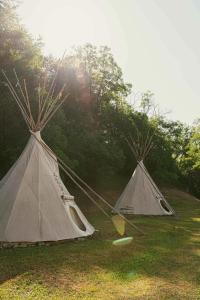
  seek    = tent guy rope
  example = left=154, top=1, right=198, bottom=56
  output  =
left=32, top=132, right=145, bottom=235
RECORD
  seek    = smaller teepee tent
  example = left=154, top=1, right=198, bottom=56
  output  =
left=0, top=68, right=94, bottom=243
left=114, top=126, right=174, bottom=216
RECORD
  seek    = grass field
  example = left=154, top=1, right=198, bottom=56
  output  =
left=0, top=188, right=200, bottom=299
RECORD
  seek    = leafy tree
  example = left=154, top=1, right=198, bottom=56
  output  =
left=178, top=121, right=200, bottom=196
left=0, top=0, right=43, bottom=176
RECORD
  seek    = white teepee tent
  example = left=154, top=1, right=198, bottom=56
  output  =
left=0, top=69, right=94, bottom=243
left=114, top=128, right=175, bottom=216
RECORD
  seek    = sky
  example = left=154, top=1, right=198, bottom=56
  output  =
left=17, top=0, right=200, bottom=125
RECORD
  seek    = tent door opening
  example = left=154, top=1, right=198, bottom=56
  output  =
left=159, top=199, right=170, bottom=213
left=69, top=206, right=86, bottom=231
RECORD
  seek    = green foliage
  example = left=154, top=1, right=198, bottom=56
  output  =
left=0, top=0, right=43, bottom=176
left=177, top=121, right=200, bottom=196
left=0, top=1, right=200, bottom=198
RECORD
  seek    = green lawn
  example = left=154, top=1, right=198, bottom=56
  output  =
left=0, top=189, right=200, bottom=300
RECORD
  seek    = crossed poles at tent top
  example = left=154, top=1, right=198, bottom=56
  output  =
left=2, top=57, right=69, bottom=133
left=125, top=124, right=154, bottom=163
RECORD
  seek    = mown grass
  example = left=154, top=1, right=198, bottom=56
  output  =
left=0, top=188, right=200, bottom=299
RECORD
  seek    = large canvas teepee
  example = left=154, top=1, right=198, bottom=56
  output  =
left=114, top=129, right=174, bottom=216
left=0, top=69, right=94, bottom=243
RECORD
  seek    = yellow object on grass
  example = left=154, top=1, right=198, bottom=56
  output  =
left=112, top=215, right=126, bottom=236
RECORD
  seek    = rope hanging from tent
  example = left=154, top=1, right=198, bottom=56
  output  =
left=32, top=133, right=145, bottom=235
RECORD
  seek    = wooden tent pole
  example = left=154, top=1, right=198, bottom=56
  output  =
left=38, top=51, right=66, bottom=125
left=23, top=79, right=35, bottom=128
left=40, top=93, right=70, bottom=131
left=41, top=83, right=67, bottom=126
left=2, top=70, right=31, bottom=129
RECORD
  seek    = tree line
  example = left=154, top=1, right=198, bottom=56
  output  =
left=0, top=0, right=200, bottom=197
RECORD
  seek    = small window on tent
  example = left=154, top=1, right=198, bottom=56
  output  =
left=160, top=199, right=171, bottom=213
left=69, top=206, right=86, bottom=231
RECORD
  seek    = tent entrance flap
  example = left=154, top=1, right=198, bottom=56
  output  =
left=69, top=206, right=87, bottom=232
left=159, top=199, right=171, bottom=213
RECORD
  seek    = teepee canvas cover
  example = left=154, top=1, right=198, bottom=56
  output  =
left=0, top=69, right=94, bottom=242
left=114, top=161, right=174, bottom=215
left=114, top=125, right=174, bottom=216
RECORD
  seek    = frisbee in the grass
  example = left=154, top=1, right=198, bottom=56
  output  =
left=112, top=215, right=126, bottom=236
left=112, top=236, right=133, bottom=246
